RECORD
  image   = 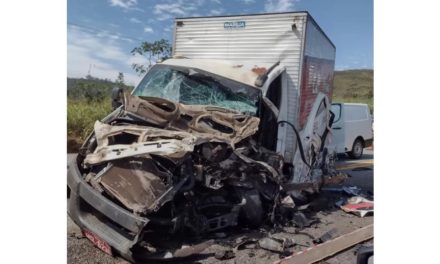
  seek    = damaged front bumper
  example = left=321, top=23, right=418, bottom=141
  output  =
left=67, top=155, right=148, bottom=262
left=68, top=155, right=220, bottom=262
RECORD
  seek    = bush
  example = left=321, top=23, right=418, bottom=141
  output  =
left=67, top=98, right=112, bottom=142
left=67, top=77, right=134, bottom=151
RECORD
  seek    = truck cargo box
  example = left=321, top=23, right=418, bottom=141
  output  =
left=173, top=12, right=336, bottom=162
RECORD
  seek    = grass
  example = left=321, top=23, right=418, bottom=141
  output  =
left=67, top=99, right=112, bottom=151
left=332, top=70, right=374, bottom=112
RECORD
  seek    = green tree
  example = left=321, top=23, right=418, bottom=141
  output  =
left=131, top=39, right=172, bottom=75
left=78, top=83, right=105, bottom=103
left=116, top=72, right=125, bottom=86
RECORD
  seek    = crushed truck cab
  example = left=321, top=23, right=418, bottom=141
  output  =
left=67, top=11, right=337, bottom=262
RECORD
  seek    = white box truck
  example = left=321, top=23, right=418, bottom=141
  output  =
left=172, top=11, right=337, bottom=181
left=67, top=12, right=338, bottom=261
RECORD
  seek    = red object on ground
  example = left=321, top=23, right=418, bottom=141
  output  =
left=342, top=202, right=373, bottom=210
left=83, top=229, right=113, bottom=256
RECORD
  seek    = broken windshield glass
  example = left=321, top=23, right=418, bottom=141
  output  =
left=133, top=64, right=260, bottom=115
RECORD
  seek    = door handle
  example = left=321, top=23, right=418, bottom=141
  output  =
left=333, top=127, right=342, bottom=130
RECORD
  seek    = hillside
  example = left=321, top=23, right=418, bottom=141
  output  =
left=332, top=69, right=374, bottom=111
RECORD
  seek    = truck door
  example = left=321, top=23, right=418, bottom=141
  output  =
left=290, top=93, right=333, bottom=184
left=330, top=103, right=345, bottom=153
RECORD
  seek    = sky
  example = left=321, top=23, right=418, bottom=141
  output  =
left=67, top=0, right=373, bottom=86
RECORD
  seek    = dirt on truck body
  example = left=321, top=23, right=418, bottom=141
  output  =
left=67, top=58, right=339, bottom=262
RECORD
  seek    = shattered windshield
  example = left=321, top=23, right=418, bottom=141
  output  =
left=133, top=64, right=260, bottom=115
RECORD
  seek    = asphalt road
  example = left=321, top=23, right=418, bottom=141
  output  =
left=67, top=150, right=374, bottom=264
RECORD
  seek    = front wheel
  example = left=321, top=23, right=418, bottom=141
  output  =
left=348, top=138, right=363, bottom=159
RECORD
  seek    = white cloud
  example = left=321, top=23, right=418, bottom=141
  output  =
left=143, top=26, right=154, bottom=33
left=109, top=0, right=137, bottom=9
left=209, top=9, right=224, bottom=16
left=154, top=1, right=206, bottom=21
left=154, top=3, right=186, bottom=20
left=243, top=0, right=255, bottom=4
left=211, top=0, right=221, bottom=4
left=129, top=17, right=142, bottom=23
left=109, top=0, right=144, bottom=12
left=67, top=25, right=141, bottom=85
left=264, top=0, right=297, bottom=12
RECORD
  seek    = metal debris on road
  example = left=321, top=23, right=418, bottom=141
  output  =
left=257, top=236, right=295, bottom=254
left=214, top=249, right=235, bottom=260
left=313, top=228, right=338, bottom=244
left=290, top=212, right=316, bottom=228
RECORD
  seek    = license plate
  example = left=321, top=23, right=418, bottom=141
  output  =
left=83, top=229, right=112, bottom=256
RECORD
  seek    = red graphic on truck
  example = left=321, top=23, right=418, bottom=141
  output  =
left=299, top=56, right=335, bottom=129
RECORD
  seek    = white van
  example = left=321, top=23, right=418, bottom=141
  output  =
left=330, top=103, right=373, bottom=159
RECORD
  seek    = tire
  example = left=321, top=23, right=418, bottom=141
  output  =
left=348, top=138, right=364, bottom=159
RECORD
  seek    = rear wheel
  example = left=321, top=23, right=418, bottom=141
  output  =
left=348, top=138, right=363, bottom=159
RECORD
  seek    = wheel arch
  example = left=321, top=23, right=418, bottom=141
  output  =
left=354, top=136, right=365, bottom=147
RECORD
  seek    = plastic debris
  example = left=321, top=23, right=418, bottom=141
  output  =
left=342, top=186, right=362, bottom=196
left=281, top=195, right=296, bottom=208
left=340, top=196, right=374, bottom=217
left=257, top=236, right=295, bottom=253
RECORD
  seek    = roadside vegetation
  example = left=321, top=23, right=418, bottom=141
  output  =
left=67, top=74, right=133, bottom=152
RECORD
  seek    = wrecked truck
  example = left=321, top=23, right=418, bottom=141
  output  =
left=67, top=11, right=337, bottom=262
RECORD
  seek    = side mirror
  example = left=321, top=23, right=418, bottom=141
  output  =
left=111, top=86, right=123, bottom=110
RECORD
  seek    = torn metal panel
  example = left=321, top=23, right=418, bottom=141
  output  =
left=85, top=121, right=198, bottom=165
left=85, top=139, right=194, bottom=165
left=98, top=158, right=170, bottom=214
left=291, top=93, right=332, bottom=184
left=233, top=148, right=281, bottom=182
left=125, top=95, right=260, bottom=145
left=125, top=96, right=180, bottom=127
left=92, top=120, right=198, bottom=148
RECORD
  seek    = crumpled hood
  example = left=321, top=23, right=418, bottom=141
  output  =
left=124, top=94, right=260, bottom=144
left=85, top=95, right=261, bottom=166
